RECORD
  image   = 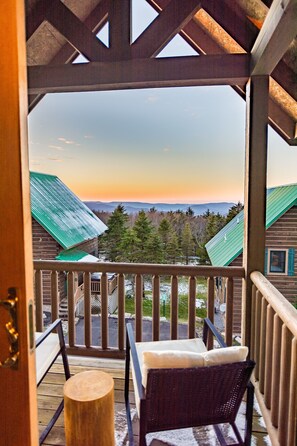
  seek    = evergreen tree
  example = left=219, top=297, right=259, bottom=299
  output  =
left=158, top=218, right=171, bottom=250
left=166, top=230, right=180, bottom=264
left=117, top=228, right=140, bottom=262
left=101, top=204, right=128, bottom=261
left=185, top=206, right=194, bottom=217
left=145, top=231, right=164, bottom=263
left=181, top=222, right=195, bottom=264
left=133, top=210, right=153, bottom=251
left=225, top=201, right=244, bottom=224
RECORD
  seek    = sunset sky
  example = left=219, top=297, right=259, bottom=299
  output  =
left=28, top=0, right=297, bottom=205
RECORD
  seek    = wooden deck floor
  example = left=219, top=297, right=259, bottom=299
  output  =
left=39, top=356, right=271, bottom=446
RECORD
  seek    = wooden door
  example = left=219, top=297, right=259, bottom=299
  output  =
left=0, top=1, right=38, bottom=445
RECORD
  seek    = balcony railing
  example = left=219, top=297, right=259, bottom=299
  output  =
left=250, top=271, right=297, bottom=446
left=34, top=261, right=297, bottom=445
left=34, top=260, right=244, bottom=358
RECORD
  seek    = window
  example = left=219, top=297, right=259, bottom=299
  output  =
left=268, top=249, right=288, bottom=274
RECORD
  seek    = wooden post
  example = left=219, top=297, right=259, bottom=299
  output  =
left=64, top=370, right=115, bottom=446
left=242, top=75, right=269, bottom=349
left=0, top=0, right=38, bottom=445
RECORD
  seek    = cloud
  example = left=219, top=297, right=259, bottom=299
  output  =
left=84, top=135, right=93, bottom=139
left=47, top=157, right=64, bottom=162
left=57, top=137, right=75, bottom=144
left=163, top=147, right=171, bottom=153
left=48, top=145, right=64, bottom=150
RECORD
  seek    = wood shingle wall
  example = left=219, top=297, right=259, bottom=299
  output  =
left=230, top=206, right=297, bottom=333
left=32, top=218, right=99, bottom=306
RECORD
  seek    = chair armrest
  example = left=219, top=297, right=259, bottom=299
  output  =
left=126, top=323, right=145, bottom=400
left=36, top=319, right=62, bottom=348
left=203, top=318, right=226, bottom=348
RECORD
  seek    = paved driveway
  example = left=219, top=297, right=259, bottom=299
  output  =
left=74, top=316, right=192, bottom=347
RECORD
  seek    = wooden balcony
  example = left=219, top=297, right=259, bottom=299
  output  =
left=39, top=356, right=270, bottom=446
left=34, top=260, right=297, bottom=445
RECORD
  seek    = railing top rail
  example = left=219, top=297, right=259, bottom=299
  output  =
left=33, top=260, right=245, bottom=278
left=251, top=270, right=297, bottom=338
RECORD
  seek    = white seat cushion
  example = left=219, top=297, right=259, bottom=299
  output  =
left=35, top=332, right=60, bottom=385
left=203, top=345, right=248, bottom=366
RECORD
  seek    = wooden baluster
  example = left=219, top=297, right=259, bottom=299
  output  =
left=259, top=297, right=267, bottom=393
left=170, top=275, right=178, bottom=340
left=250, top=284, right=257, bottom=360
left=152, top=275, right=160, bottom=341
left=225, top=277, right=233, bottom=346
left=254, top=290, right=262, bottom=380
left=207, top=277, right=214, bottom=350
left=35, top=269, right=43, bottom=332
left=135, top=274, right=143, bottom=342
left=50, top=271, right=58, bottom=322
left=188, top=276, right=196, bottom=339
left=84, top=272, right=91, bottom=348
left=287, top=337, right=297, bottom=446
left=278, top=325, right=292, bottom=444
left=67, top=271, right=75, bottom=347
left=271, top=314, right=282, bottom=427
left=264, top=304, right=274, bottom=409
left=101, top=272, right=108, bottom=349
left=118, top=273, right=125, bottom=351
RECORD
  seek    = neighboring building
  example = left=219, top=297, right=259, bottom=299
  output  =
left=206, top=184, right=297, bottom=333
left=30, top=172, right=110, bottom=309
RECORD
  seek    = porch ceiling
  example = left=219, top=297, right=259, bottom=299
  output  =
left=26, top=0, right=297, bottom=145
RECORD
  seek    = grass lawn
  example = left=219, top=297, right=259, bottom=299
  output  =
left=124, top=278, right=207, bottom=322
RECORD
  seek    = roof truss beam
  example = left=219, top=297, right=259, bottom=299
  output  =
left=28, top=54, right=250, bottom=94
left=132, top=0, right=201, bottom=58
left=109, top=0, right=131, bottom=59
left=44, top=0, right=108, bottom=61
left=251, top=0, right=297, bottom=75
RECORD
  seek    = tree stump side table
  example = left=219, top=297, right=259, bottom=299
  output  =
left=64, top=370, right=115, bottom=446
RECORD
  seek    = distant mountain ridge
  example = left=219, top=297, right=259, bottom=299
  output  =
left=85, top=201, right=235, bottom=216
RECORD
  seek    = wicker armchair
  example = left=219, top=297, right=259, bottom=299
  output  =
left=125, top=319, right=255, bottom=446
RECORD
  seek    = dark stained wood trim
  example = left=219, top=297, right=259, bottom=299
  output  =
left=28, top=53, right=250, bottom=94
left=44, top=0, right=108, bottom=61
left=242, top=75, right=269, bottom=348
left=268, top=98, right=297, bottom=145
left=26, top=0, right=47, bottom=40
left=199, top=0, right=297, bottom=101
left=132, top=0, right=201, bottom=58
left=201, top=0, right=257, bottom=51
left=251, top=0, right=297, bottom=75
left=28, top=0, right=109, bottom=112
left=109, top=0, right=131, bottom=60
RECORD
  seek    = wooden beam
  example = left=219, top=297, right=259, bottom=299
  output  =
left=242, top=76, right=269, bottom=349
left=28, top=0, right=109, bottom=112
left=26, top=0, right=47, bottom=39
left=132, top=0, right=201, bottom=58
left=109, top=0, right=131, bottom=60
left=44, top=0, right=108, bottom=61
left=201, top=0, right=257, bottom=50
left=251, top=0, right=297, bottom=75
left=150, top=0, right=297, bottom=101
left=28, top=53, right=250, bottom=94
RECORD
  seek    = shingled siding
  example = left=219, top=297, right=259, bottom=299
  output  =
left=230, top=206, right=297, bottom=333
left=32, top=219, right=99, bottom=305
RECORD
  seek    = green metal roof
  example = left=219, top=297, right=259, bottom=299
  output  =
left=56, top=249, right=99, bottom=262
left=30, top=172, right=107, bottom=250
left=206, top=184, right=297, bottom=266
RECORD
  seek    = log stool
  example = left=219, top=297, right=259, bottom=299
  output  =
left=64, top=370, right=115, bottom=446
